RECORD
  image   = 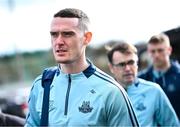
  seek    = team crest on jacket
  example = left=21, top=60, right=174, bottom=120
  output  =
left=136, top=94, right=146, bottom=111
left=79, top=101, right=93, bottom=113
left=136, top=102, right=146, bottom=111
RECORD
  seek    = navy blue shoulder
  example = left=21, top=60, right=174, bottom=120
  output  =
left=83, top=62, right=96, bottom=78
left=138, top=66, right=153, bottom=78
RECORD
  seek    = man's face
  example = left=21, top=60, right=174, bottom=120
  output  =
left=147, top=43, right=172, bottom=69
left=109, top=51, right=138, bottom=87
left=50, top=17, right=91, bottom=64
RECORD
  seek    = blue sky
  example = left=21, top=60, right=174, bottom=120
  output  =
left=0, top=0, right=180, bottom=55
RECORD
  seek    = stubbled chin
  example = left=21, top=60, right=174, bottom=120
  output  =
left=54, top=56, right=73, bottom=64
left=54, top=55, right=66, bottom=63
left=55, top=59, right=70, bottom=64
left=124, top=77, right=134, bottom=83
left=154, top=62, right=164, bottom=68
left=125, top=80, right=134, bottom=86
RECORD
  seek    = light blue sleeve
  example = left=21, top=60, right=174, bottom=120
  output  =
left=106, top=86, right=139, bottom=126
left=25, top=77, right=41, bottom=127
left=155, top=85, right=180, bottom=126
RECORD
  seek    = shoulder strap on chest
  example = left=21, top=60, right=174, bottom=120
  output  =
left=40, top=67, right=57, bottom=126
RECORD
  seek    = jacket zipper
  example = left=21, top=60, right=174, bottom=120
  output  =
left=64, top=74, right=71, bottom=115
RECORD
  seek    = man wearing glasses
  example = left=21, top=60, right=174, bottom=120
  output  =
left=139, top=34, right=180, bottom=121
left=107, top=41, right=179, bottom=126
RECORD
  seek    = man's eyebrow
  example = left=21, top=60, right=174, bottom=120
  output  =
left=50, top=30, right=75, bottom=32
left=50, top=31, right=57, bottom=34
left=61, top=31, right=75, bottom=33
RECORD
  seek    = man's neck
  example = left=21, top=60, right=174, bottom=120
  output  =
left=60, top=58, right=89, bottom=74
left=117, top=80, right=132, bottom=90
left=154, top=61, right=171, bottom=72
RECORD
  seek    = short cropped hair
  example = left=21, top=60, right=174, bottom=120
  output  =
left=107, top=41, right=137, bottom=64
left=54, top=8, right=90, bottom=32
left=148, top=33, right=170, bottom=46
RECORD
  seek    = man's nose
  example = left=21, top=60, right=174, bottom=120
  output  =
left=55, top=34, right=64, bottom=44
left=153, top=51, right=161, bottom=58
left=124, top=64, right=131, bottom=71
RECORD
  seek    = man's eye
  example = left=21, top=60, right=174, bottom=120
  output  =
left=127, top=60, right=135, bottom=65
left=50, top=32, right=59, bottom=37
left=61, top=31, right=75, bottom=37
left=119, top=62, right=126, bottom=67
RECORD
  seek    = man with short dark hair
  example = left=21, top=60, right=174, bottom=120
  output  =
left=138, top=33, right=180, bottom=120
left=107, top=41, right=179, bottom=126
left=25, top=8, right=139, bottom=126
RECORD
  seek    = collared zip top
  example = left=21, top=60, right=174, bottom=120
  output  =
left=64, top=74, right=71, bottom=115
left=26, top=61, right=139, bottom=126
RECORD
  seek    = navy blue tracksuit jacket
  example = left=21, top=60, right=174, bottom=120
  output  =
left=138, top=60, right=180, bottom=120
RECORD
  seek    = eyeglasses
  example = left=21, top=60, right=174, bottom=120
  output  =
left=112, top=60, right=136, bottom=68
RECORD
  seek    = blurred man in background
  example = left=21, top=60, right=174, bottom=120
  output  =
left=138, top=34, right=180, bottom=120
left=107, top=41, right=179, bottom=126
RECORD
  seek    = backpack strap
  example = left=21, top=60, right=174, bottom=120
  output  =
left=40, top=67, right=57, bottom=126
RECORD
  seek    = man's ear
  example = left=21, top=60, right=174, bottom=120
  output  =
left=168, top=46, right=172, bottom=56
left=84, top=32, right=92, bottom=45
left=108, top=63, right=114, bottom=74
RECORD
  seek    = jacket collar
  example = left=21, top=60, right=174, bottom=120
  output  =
left=149, top=60, right=180, bottom=77
left=56, top=59, right=96, bottom=78
left=83, top=60, right=96, bottom=78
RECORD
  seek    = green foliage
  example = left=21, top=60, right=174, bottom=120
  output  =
left=0, top=43, right=147, bottom=85
left=0, top=50, right=56, bottom=85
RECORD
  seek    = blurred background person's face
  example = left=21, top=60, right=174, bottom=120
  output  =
left=147, top=43, right=172, bottom=70
left=109, top=51, right=138, bottom=88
